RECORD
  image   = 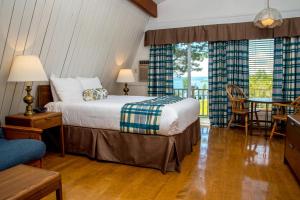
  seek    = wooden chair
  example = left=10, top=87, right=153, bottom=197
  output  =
left=270, top=96, right=300, bottom=140
left=226, top=84, right=260, bottom=136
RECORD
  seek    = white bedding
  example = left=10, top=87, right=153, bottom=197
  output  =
left=45, top=95, right=199, bottom=136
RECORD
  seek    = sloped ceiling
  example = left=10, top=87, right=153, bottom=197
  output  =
left=0, top=0, right=149, bottom=121
left=154, top=0, right=167, bottom=4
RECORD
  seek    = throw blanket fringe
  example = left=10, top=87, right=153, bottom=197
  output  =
left=120, top=96, right=184, bottom=134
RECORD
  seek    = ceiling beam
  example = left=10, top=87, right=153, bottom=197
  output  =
left=130, top=0, right=157, bottom=18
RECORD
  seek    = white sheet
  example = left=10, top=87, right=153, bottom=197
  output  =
left=45, top=95, right=199, bottom=136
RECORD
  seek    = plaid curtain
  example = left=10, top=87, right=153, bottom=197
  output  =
left=226, top=40, right=249, bottom=96
left=208, top=40, right=249, bottom=127
left=208, top=42, right=228, bottom=127
left=273, top=37, right=300, bottom=100
left=148, top=44, right=174, bottom=96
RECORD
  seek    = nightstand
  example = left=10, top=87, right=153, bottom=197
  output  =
left=5, top=112, right=65, bottom=157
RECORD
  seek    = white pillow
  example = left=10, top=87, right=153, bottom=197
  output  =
left=51, top=76, right=83, bottom=102
left=50, top=74, right=60, bottom=102
left=77, top=77, right=102, bottom=90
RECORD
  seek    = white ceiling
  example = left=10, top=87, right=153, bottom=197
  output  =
left=148, top=0, right=300, bottom=30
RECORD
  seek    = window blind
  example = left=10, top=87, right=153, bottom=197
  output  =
left=249, top=39, right=274, bottom=98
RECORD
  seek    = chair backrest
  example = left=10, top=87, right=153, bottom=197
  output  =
left=274, top=96, right=300, bottom=115
left=226, top=84, right=247, bottom=111
left=292, top=96, right=300, bottom=114
left=226, top=84, right=246, bottom=99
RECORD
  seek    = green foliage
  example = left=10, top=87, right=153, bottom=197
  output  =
left=173, top=42, right=208, bottom=76
left=249, top=70, right=273, bottom=98
left=182, top=77, right=188, bottom=89
left=202, top=83, right=208, bottom=90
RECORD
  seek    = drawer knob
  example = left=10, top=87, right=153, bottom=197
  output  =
left=288, top=143, right=294, bottom=149
left=290, top=121, right=295, bottom=126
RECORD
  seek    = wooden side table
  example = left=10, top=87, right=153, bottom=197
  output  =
left=0, top=164, right=62, bottom=200
left=5, top=112, right=65, bottom=157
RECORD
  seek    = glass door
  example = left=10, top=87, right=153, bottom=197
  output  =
left=173, top=42, right=209, bottom=119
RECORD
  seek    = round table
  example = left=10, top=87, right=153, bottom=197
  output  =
left=247, top=98, right=291, bottom=136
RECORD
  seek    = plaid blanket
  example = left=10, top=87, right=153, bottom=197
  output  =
left=120, top=96, right=184, bottom=134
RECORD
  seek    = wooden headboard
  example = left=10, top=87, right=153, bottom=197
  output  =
left=37, top=85, right=53, bottom=107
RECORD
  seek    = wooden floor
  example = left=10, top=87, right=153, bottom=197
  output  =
left=43, top=127, right=300, bottom=200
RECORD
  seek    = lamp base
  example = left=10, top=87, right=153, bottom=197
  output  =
left=23, top=85, right=34, bottom=116
left=123, top=83, right=129, bottom=95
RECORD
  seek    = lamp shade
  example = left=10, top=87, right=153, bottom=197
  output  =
left=7, top=55, right=48, bottom=82
left=116, top=69, right=135, bottom=83
left=253, top=0, right=283, bottom=28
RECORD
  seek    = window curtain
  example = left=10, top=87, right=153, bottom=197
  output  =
left=208, top=40, right=249, bottom=127
left=273, top=37, right=300, bottom=101
left=148, top=44, right=174, bottom=96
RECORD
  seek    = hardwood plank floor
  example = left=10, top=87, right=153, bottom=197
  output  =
left=42, top=127, right=300, bottom=200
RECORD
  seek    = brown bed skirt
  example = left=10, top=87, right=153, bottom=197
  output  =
left=63, top=119, right=200, bottom=173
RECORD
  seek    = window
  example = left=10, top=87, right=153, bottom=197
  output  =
left=173, top=42, right=209, bottom=116
left=249, top=39, right=274, bottom=98
left=173, top=42, right=208, bottom=97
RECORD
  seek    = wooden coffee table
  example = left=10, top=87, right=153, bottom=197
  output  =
left=0, top=165, right=62, bottom=200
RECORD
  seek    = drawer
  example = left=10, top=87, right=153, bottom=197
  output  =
left=287, top=118, right=300, bottom=147
left=33, top=115, right=62, bottom=129
left=285, top=139, right=300, bottom=181
left=5, top=118, right=32, bottom=127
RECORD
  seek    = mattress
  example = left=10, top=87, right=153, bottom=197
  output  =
left=45, top=95, right=200, bottom=136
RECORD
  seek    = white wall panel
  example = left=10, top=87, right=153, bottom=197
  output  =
left=0, top=0, right=28, bottom=119
left=0, top=0, right=149, bottom=121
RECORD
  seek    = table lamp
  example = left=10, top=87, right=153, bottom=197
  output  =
left=7, top=55, right=48, bottom=116
left=116, top=69, right=135, bottom=95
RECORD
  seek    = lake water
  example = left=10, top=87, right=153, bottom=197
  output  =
left=174, top=76, right=208, bottom=89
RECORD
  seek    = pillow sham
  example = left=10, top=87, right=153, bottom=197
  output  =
left=50, top=74, right=60, bottom=102
left=83, top=88, right=108, bottom=101
left=51, top=76, right=83, bottom=102
left=77, top=77, right=102, bottom=90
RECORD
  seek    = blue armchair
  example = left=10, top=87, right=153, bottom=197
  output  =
left=0, top=125, right=46, bottom=171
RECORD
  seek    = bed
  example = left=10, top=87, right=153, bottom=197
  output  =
left=38, top=85, right=200, bottom=173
